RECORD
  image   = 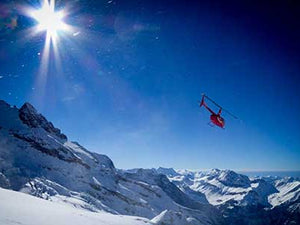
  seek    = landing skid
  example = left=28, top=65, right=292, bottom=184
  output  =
left=207, top=122, right=225, bottom=129
left=207, top=122, right=215, bottom=127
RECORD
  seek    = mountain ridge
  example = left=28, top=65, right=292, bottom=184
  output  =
left=0, top=99, right=299, bottom=225
left=0, top=100, right=221, bottom=225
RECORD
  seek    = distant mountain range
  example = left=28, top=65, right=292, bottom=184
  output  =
left=239, top=171, right=300, bottom=179
left=0, top=100, right=299, bottom=225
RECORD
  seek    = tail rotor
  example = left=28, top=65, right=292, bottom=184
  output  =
left=200, top=94, right=205, bottom=107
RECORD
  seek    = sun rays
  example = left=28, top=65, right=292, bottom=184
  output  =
left=20, top=0, right=77, bottom=103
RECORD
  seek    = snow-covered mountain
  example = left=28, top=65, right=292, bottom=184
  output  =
left=163, top=168, right=277, bottom=206
left=0, top=99, right=299, bottom=225
left=0, top=100, right=220, bottom=225
left=156, top=168, right=300, bottom=225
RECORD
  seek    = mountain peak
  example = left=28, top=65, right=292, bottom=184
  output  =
left=157, top=167, right=178, bottom=177
left=19, top=102, right=67, bottom=140
left=21, top=102, right=37, bottom=114
left=209, top=169, right=251, bottom=188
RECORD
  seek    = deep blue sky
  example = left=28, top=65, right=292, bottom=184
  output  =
left=0, top=0, right=299, bottom=170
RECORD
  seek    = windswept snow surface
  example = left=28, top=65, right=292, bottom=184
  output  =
left=0, top=188, right=152, bottom=225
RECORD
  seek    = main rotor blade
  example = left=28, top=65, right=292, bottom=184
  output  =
left=222, top=108, right=238, bottom=119
left=201, top=94, right=238, bottom=119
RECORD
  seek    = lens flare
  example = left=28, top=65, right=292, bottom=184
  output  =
left=30, top=0, right=68, bottom=42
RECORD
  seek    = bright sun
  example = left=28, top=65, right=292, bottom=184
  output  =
left=30, top=0, right=68, bottom=41
left=25, top=0, right=74, bottom=82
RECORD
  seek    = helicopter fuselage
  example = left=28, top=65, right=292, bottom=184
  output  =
left=210, top=114, right=225, bottom=128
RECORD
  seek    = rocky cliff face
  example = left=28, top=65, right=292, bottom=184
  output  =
left=19, top=102, right=67, bottom=140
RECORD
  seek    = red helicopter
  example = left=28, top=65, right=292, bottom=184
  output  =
left=199, top=94, right=237, bottom=129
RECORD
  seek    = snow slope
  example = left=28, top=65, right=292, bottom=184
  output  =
left=0, top=187, right=152, bottom=225
left=268, top=177, right=300, bottom=207
left=151, top=210, right=199, bottom=225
